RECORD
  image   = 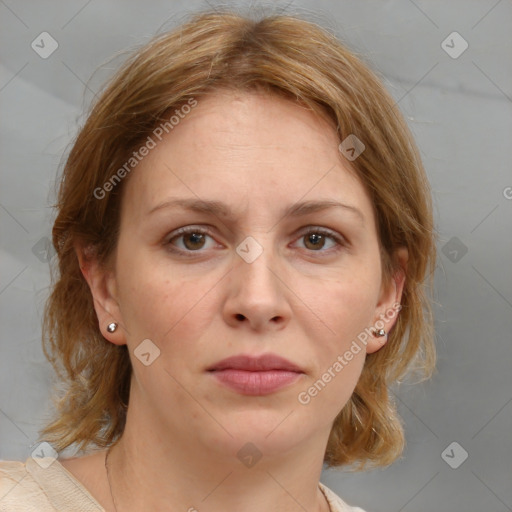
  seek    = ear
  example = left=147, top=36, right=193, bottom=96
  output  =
left=75, top=241, right=126, bottom=346
left=366, top=247, right=408, bottom=354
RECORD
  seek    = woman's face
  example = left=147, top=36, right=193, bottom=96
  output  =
left=90, top=90, right=404, bottom=459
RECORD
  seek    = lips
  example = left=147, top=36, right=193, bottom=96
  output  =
left=207, top=354, right=305, bottom=396
left=207, top=353, right=304, bottom=373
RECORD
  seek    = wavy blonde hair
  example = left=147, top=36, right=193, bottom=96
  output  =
left=40, top=8, right=436, bottom=470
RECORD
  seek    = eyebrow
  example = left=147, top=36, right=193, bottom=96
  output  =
left=148, top=197, right=365, bottom=223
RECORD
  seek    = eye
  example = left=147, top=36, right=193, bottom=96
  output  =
left=292, top=228, right=345, bottom=253
left=165, top=225, right=346, bottom=257
left=166, top=226, right=218, bottom=253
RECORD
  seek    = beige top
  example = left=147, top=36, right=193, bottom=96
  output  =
left=0, top=457, right=367, bottom=512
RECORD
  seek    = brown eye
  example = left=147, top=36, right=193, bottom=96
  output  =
left=182, top=232, right=206, bottom=250
left=167, top=227, right=217, bottom=253
left=294, top=228, right=343, bottom=253
left=303, top=232, right=327, bottom=250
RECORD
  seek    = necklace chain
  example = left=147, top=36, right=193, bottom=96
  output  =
left=105, top=446, right=119, bottom=512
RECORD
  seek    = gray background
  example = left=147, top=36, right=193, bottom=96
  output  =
left=1, top=1, right=511, bottom=511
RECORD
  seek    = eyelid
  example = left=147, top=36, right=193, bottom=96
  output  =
left=292, top=226, right=347, bottom=251
left=164, top=226, right=226, bottom=260
left=295, top=225, right=345, bottom=241
left=165, top=224, right=347, bottom=257
left=168, top=225, right=215, bottom=238
left=166, top=225, right=345, bottom=242
left=165, top=225, right=219, bottom=246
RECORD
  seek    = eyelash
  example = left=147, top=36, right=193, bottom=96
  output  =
left=165, top=226, right=346, bottom=258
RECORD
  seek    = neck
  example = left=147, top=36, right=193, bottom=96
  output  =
left=105, top=393, right=332, bottom=512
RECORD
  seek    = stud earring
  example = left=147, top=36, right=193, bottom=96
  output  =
left=107, top=322, right=118, bottom=333
left=372, top=328, right=386, bottom=337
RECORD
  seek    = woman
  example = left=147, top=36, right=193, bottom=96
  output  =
left=0, top=9, right=436, bottom=512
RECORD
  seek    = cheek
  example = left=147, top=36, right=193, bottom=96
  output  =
left=115, top=249, right=220, bottom=348
left=294, top=265, right=380, bottom=412
left=300, top=263, right=381, bottom=352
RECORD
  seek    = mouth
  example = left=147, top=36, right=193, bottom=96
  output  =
left=207, top=353, right=304, bottom=372
left=207, top=353, right=305, bottom=396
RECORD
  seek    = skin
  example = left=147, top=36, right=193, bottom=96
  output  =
left=62, top=90, right=407, bottom=512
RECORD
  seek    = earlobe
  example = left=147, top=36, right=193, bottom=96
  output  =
left=366, top=327, right=389, bottom=354
left=75, top=241, right=126, bottom=346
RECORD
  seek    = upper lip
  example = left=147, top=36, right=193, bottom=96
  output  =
left=207, top=354, right=304, bottom=373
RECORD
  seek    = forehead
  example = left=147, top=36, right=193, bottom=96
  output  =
left=121, top=90, right=375, bottom=228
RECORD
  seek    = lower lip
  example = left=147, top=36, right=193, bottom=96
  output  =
left=209, top=369, right=303, bottom=396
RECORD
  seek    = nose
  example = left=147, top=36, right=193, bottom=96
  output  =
left=222, top=241, right=292, bottom=332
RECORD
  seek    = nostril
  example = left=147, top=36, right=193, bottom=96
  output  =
left=235, top=314, right=246, bottom=321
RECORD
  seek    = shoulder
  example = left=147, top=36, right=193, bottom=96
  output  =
left=319, top=481, right=368, bottom=512
left=0, top=458, right=53, bottom=511
left=0, top=457, right=104, bottom=511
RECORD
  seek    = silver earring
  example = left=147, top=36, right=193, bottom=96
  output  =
left=107, top=322, right=118, bottom=333
left=373, top=328, right=386, bottom=337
